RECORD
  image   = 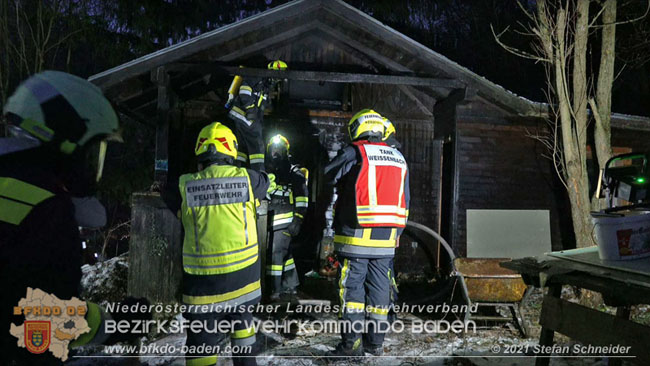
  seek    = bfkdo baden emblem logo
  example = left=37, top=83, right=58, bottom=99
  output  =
left=10, top=288, right=91, bottom=361
left=25, top=321, right=51, bottom=354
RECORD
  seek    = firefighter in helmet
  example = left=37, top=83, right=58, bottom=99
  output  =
left=0, top=71, right=148, bottom=365
left=324, top=109, right=410, bottom=357
left=179, top=122, right=269, bottom=366
left=227, top=60, right=287, bottom=170
left=264, top=134, right=308, bottom=302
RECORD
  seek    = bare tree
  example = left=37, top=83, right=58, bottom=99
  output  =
left=0, top=0, right=87, bottom=106
left=493, top=0, right=646, bottom=248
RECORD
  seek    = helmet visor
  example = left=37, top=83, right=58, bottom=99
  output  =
left=85, top=139, right=108, bottom=183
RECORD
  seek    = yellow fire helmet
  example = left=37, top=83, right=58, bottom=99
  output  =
left=195, top=122, right=238, bottom=161
left=267, top=134, right=290, bottom=156
left=382, top=117, right=396, bottom=141
left=348, top=109, right=385, bottom=141
left=267, top=60, right=288, bottom=71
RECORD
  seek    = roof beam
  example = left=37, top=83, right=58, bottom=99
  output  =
left=398, top=85, right=432, bottom=116
left=313, top=21, right=411, bottom=73
left=213, top=66, right=463, bottom=88
left=308, top=28, right=381, bottom=72
left=114, top=102, right=155, bottom=126
left=219, top=22, right=318, bottom=62
left=219, top=22, right=385, bottom=74
left=89, top=0, right=321, bottom=90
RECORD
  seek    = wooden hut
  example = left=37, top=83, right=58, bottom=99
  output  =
left=89, top=0, right=650, bottom=302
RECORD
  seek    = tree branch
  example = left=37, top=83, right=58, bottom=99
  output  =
left=591, top=0, right=649, bottom=27
left=491, top=24, right=550, bottom=61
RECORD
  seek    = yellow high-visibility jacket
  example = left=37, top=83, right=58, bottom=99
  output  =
left=179, top=164, right=263, bottom=308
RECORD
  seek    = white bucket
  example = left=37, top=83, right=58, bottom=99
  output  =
left=591, top=211, right=650, bottom=260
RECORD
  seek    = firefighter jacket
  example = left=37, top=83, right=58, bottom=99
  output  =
left=179, top=163, right=269, bottom=309
left=324, top=141, right=410, bottom=258
left=227, top=77, right=271, bottom=168
left=0, top=146, right=109, bottom=364
left=267, top=164, right=309, bottom=232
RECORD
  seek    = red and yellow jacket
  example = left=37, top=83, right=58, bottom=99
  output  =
left=324, top=140, right=410, bottom=258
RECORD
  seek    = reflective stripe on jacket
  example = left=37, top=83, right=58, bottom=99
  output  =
left=334, top=227, right=398, bottom=257
left=353, top=141, right=408, bottom=228
left=266, top=165, right=309, bottom=231
left=0, top=177, right=54, bottom=225
left=179, top=164, right=260, bottom=307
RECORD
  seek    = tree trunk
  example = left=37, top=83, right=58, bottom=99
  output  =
left=572, top=0, right=590, bottom=160
left=553, top=0, right=595, bottom=248
left=571, top=0, right=594, bottom=248
left=594, top=0, right=616, bottom=169
left=567, top=166, right=595, bottom=247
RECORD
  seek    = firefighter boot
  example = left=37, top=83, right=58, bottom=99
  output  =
left=325, top=340, right=364, bottom=362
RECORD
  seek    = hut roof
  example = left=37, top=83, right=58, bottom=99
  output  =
left=89, top=0, right=650, bottom=131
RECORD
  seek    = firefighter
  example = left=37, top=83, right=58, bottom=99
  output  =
left=381, top=116, right=401, bottom=323
left=324, top=109, right=410, bottom=357
left=179, top=122, right=269, bottom=366
left=265, top=134, right=308, bottom=302
left=0, top=71, right=147, bottom=365
left=228, top=60, right=287, bottom=170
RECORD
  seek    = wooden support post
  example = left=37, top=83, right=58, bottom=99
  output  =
left=126, top=67, right=182, bottom=306
left=431, top=139, right=444, bottom=270
left=128, top=193, right=182, bottom=303
left=151, top=66, right=172, bottom=189
left=536, top=284, right=561, bottom=366
left=433, top=88, right=466, bottom=251
left=607, top=306, right=631, bottom=366
left=342, top=83, right=350, bottom=111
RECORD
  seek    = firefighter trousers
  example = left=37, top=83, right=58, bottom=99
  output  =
left=266, top=229, right=299, bottom=296
left=337, top=256, right=392, bottom=349
left=388, top=258, right=399, bottom=323
left=184, top=310, right=256, bottom=366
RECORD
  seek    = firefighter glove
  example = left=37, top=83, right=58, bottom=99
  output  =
left=286, top=216, right=303, bottom=237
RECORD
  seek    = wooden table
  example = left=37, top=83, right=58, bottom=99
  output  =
left=502, top=247, right=650, bottom=366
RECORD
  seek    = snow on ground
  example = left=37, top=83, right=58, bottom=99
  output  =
left=67, top=261, right=638, bottom=366
left=66, top=305, right=623, bottom=366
